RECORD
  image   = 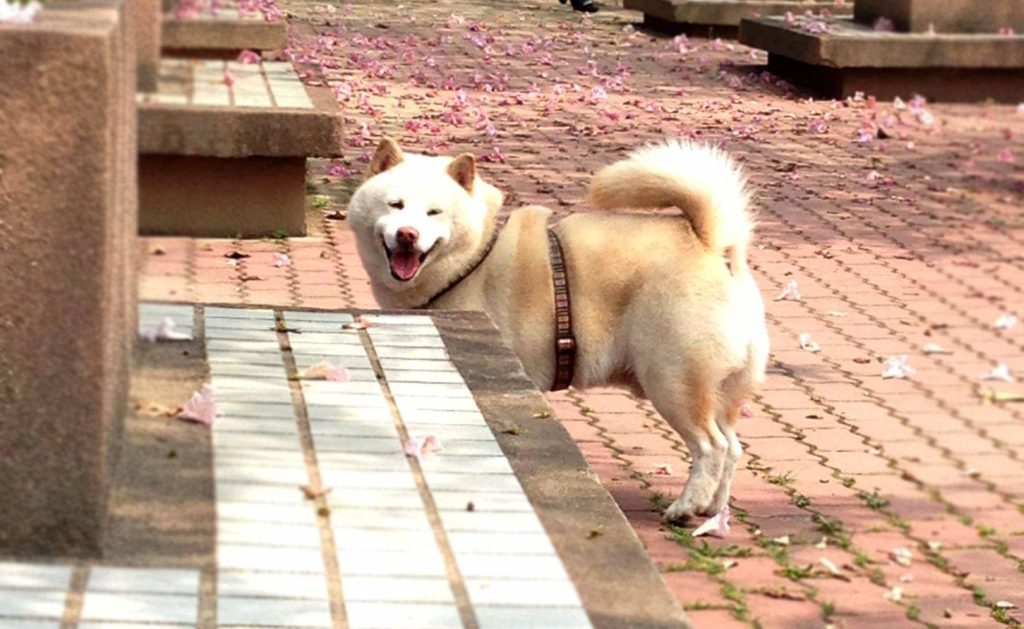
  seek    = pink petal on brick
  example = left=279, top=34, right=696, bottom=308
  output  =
left=693, top=505, right=730, bottom=538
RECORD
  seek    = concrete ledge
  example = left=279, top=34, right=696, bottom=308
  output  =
left=162, top=15, right=287, bottom=55
left=139, top=155, right=306, bottom=237
left=854, top=0, right=1024, bottom=34
left=740, top=16, right=1024, bottom=101
left=138, top=60, right=343, bottom=158
left=741, top=16, right=1024, bottom=68
left=626, top=0, right=849, bottom=36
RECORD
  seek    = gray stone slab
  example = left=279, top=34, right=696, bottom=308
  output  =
left=80, top=592, right=198, bottom=624
left=217, top=596, right=332, bottom=627
left=740, top=16, right=1024, bottom=68
left=343, top=601, right=462, bottom=629
left=217, top=571, right=329, bottom=599
left=475, top=606, right=593, bottom=629
left=855, top=0, right=1024, bottom=34
left=0, top=563, right=72, bottom=590
left=0, top=589, right=67, bottom=619
left=624, top=0, right=848, bottom=28
left=87, top=567, right=199, bottom=594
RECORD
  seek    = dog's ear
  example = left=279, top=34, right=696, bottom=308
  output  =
left=447, top=153, right=476, bottom=192
left=367, top=138, right=404, bottom=176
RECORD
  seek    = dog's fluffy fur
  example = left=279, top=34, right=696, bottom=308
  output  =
left=349, top=138, right=769, bottom=522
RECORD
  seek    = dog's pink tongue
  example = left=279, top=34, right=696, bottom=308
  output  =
left=389, top=250, right=421, bottom=281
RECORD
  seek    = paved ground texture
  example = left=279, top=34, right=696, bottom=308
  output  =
left=140, top=0, right=1024, bottom=626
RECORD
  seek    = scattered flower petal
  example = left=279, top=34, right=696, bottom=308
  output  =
left=980, top=363, right=1013, bottom=383
left=885, top=586, right=903, bottom=602
left=775, top=280, right=801, bottom=301
left=653, top=463, right=673, bottom=475
left=692, top=505, right=730, bottom=538
left=799, top=333, right=820, bottom=353
left=890, top=547, right=913, bottom=567
left=178, top=384, right=218, bottom=426
left=273, top=252, right=291, bottom=267
left=995, top=314, right=1018, bottom=330
left=882, top=355, right=915, bottom=379
left=404, top=434, right=443, bottom=460
left=237, top=49, right=262, bottom=65
left=922, top=343, right=951, bottom=355
left=141, top=317, right=191, bottom=342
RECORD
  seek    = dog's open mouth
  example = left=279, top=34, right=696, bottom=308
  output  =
left=385, top=244, right=430, bottom=282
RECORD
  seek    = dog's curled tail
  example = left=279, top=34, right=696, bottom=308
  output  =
left=588, top=140, right=754, bottom=267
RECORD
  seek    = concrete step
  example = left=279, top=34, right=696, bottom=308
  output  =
left=162, top=0, right=287, bottom=57
left=740, top=16, right=1024, bottom=101
left=624, top=0, right=851, bottom=37
left=137, top=59, right=344, bottom=237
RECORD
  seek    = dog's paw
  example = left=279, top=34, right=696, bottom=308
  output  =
left=661, top=496, right=712, bottom=524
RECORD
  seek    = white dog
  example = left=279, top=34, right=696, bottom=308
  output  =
left=348, top=138, right=769, bottom=522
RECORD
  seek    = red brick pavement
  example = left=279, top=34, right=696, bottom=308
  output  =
left=140, top=0, right=1024, bottom=625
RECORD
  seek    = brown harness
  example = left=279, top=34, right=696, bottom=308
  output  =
left=546, top=229, right=576, bottom=391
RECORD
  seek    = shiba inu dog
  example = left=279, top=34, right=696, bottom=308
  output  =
left=348, top=138, right=769, bottom=523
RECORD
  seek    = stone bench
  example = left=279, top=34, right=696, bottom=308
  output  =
left=739, top=0, right=1024, bottom=101
left=138, top=59, right=344, bottom=237
left=625, top=0, right=850, bottom=38
left=0, top=0, right=136, bottom=556
left=0, top=303, right=691, bottom=627
left=162, top=0, right=287, bottom=58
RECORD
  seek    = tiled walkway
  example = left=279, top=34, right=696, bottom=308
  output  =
left=137, top=0, right=1024, bottom=626
left=1, top=304, right=590, bottom=627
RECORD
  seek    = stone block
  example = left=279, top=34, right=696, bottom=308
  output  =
left=162, top=14, right=287, bottom=58
left=740, top=16, right=1024, bottom=102
left=137, top=59, right=343, bottom=237
left=854, top=0, right=1024, bottom=34
left=624, top=0, right=850, bottom=37
left=139, top=155, right=306, bottom=237
left=0, top=0, right=137, bottom=555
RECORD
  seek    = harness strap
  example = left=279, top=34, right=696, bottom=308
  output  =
left=547, top=229, right=577, bottom=391
left=413, top=228, right=500, bottom=310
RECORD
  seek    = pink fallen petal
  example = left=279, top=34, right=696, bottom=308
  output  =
left=740, top=404, right=754, bottom=418
left=874, top=16, right=895, bottom=32
left=994, top=314, right=1018, bottom=330
left=882, top=355, right=915, bottom=379
left=273, top=252, right=291, bottom=268
left=692, top=505, right=730, bottom=538
left=178, top=384, right=218, bottom=426
left=302, top=361, right=350, bottom=382
left=404, top=434, right=443, bottom=460
left=653, top=463, right=673, bottom=475
left=237, top=49, right=261, bottom=65
left=998, top=148, right=1015, bottom=163
left=775, top=280, right=801, bottom=301
left=141, top=317, right=191, bottom=342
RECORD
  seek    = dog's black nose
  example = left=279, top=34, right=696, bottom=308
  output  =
left=396, top=227, right=419, bottom=247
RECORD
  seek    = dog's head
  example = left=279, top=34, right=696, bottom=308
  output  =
left=348, top=138, right=503, bottom=293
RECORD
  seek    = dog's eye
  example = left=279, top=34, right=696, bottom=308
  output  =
left=388, top=200, right=404, bottom=210
left=427, top=208, right=442, bottom=216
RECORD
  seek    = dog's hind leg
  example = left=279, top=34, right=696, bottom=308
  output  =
left=708, top=381, right=746, bottom=517
left=644, top=372, right=729, bottom=523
